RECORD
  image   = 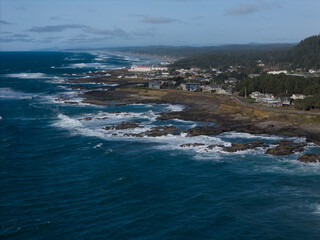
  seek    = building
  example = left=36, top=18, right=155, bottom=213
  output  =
left=129, top=66, right=168, bottom=72
left=249, top=91, right=263, bottom=99
left=185, top=82, right=200, bottom=91
left=148, top=80, right=162, bottom=89
left=248, top=74, right=260, bottom=78
left=200, top=85, right=214, bottom=93
left=267, top=70, right=288, bottom=75
left=260, top=97, right=282, bottom=107
left=291, top=94, right=305, bottom=100
left=279, top=96, right=291, bottom=106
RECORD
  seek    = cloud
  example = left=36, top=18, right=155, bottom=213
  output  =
left=15, top=7, right=27, bottom=10
left=27, top=23, right=133, bottom=39
left=0, top=20, right=12, bottom=25
left=0, top=34, right=34, bottom=43
left=84, top=27, right=128, bottom=37
left=142, top=16, right=179, bottom=24
left=28, top=24, right=86, bottom=33
left=132, top=14, right=180, bottom=24
left=225, top=1, right=281, bottom=16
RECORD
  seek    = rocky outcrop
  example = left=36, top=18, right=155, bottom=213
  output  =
left=297, top=153, right=320, bottom=163
left=125, top=126, right=181, bottom=137
left=104, top=121, right=142, bottom=130
left=223, top=141, right=266, bottom=152
left=180, top=143, right=205, bottom=148
left=207, top=144, right=224, bottom=149
left=265, top=140, right=306, bottom=156
left=183, top=126, right=226, bottom=137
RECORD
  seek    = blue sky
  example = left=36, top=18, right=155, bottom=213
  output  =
left=0, top=0, right=319, bottom=50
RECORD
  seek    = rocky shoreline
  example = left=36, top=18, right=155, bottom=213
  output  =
left=64, top=71, right=320, bottom=163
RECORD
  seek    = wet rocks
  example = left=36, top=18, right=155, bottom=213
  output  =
left=142, top=126, right=181, bottom=137
left=125, top=126, right=181, bottom=137
left=79, top=117, right=93, bottom=121
left=183, top=126, right=225, bottom=137
left=223, top=141, right=265, bottom=152
left=265, top=140, right=307, bottom=156
left=104, top=121, right=142, bottom=130
left=297, top=153, right=320, bottom=163
left=180, top=143, right=205, bottom=148
left=207, top=144, right=224, bottom=149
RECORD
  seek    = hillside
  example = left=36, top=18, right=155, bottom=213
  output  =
left=286, top=35, right=320, bottom=69
left=172, top=35, right=320, bottom=70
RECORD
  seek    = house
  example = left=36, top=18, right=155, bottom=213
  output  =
left=185, top=82, right=200, bottom=91
left=225, top=78, right=238, bottom=85
left=267, top=70, right=288, bottom=75
left=210, top=85, right=228, bottom=95
left=261, top=97, right=282, bottom=107
left=129, top=66, right=168, bottom=72
left=148, top=79, right=162, bottom=89
left=279, top=96, right=291, bottom=106
left=200, top=85, right=214, bottom=93
left=291, top=94, right=305, bottom=100
left=249, top=91, right=264, bottom=100
left=248, top=74, right=260, bottom=78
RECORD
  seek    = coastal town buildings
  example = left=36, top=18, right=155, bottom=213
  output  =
left=129, top=66, right=168, bottom=72
left=291, top=94, right=306, bottom=100
left=267, top=70, right=288, bottom=75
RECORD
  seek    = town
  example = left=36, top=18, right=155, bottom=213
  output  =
left=112, top=62, right=320, bottom=109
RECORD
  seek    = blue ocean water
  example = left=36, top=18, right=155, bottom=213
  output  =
left=1, top=51, right=320, bottom=240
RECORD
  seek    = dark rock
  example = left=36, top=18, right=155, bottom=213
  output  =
left=223, top=140, right=264, bottom=152
left=79, top=117, right=93, bottom=121
left=265, top=140, right=307, bottom=156
left=180, top=143, right=205, bottom=148
left=297, top=153, right=320, bottom=163
left=207, top=144, right=224, bottom=149
left=95, top=117, right=108, bottom=120
left=184, top=126, right=224, bottom=137
left=142, top=126, right=181, bottom=137
left=104, top=121, right=142, bottom=130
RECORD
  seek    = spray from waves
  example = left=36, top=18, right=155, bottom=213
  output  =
left=0, top=87, right=35, bottom=100
left=60, top=63, right=121, bottom=70
left=219, top=131, right=305, bottom=142
left=165, top=104, right=185, bottom=112
left=4, top=73, right=52, bottom=79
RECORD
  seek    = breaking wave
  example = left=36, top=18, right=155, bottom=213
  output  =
left=0, top=87, right=35, bottom=100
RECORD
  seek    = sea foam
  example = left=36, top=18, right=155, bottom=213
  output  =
left=0, top=87, right=35, bottom=100
left=5, top=73, right=51, bottom=79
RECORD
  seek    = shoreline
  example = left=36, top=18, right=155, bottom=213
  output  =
left=65, top=71, right=320, bottom=146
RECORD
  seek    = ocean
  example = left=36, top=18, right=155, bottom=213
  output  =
left=1, top=51, right=320, bottom=240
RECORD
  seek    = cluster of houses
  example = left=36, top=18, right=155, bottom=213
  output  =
left=249, top=91, right=306, bottom=107
left=126, top=63, right=317, bottom=108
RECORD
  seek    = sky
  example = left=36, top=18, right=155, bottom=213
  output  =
left=0, top=0, right=319, bottom=51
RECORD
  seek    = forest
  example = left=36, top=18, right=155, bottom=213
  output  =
left=234, top=74, right=320, bottom=110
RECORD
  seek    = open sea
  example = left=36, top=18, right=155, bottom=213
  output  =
left=1, top=51, right=320, bottom=240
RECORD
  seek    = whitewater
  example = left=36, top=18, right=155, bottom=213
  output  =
left=1, top=51, right=320, bottom=240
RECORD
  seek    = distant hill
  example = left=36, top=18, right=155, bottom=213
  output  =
left=172, top=35, right=320, bottom=70
left=111, top=43, right=294, bottom=60
left=285, top=35, right=320, bottom=69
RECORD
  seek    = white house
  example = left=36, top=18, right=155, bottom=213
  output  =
left=128, top=66, right=168, bottom=72
left=267, top=70, right=288, bottom=75
left=291, top=94, right=305, bottom=100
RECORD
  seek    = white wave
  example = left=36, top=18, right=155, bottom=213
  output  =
left=220, top=131, right=303, bottom=141
left=52, top=114, right=83, bottom=128
left=93, top=143, right=103, bottom=148
left=5, top=73, right=51, bottom=79
left=62, top=63, right=110, bottom=69
left=0, top=87, right=35, bottom=100
left=165, top=104, right=185, bottom=112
